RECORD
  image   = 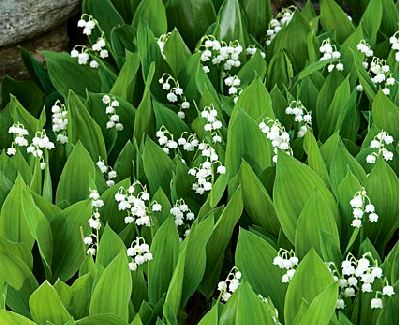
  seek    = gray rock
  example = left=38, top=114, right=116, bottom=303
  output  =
left=0, top=0, right=81, bottom=46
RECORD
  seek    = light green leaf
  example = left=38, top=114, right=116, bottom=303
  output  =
left=29, top=281, right=73, bottom=325
left=132, top=0, right=167, bottom=36
left=148, top=216, right=180, bottom=305
left=0, top=310, right=37, bottom=325
left=235, top=228, right=286, bottom=316
left=76, top=314, right=130, bottom=325
left=67, top=90, right=107, bottom=162
left=273, top=151, right=340, bottom=244
left=237, top=51, right=267, bottom=87
left=71, top=274, right=93, bottom=320
left=56, top=142, right=95, bottom=206
left=239, top=0, right=271, bottom=40
left=96, top=224, right=127, bottom=267
left=89, top=252, right=132, bottom=321
left=164, top=29, right=192, bottom=77
left=372, top=90, right=399, bottom=142
left=284, top=249, right=335, bottom=325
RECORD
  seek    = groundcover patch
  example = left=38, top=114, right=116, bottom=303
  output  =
left=0, top=0, right=398, bottom=324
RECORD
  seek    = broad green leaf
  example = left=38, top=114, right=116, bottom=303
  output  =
left=236, top=77, right=274, bottom=121
left=71, top=274, right=93, bottom=320
left=148, top=216, right=180, bottom=305
left=0, top=252, right=38, bottom=317
left=380, top=0, right=399, bottom=36
left=239, top=0, right=271, bottom=41
left=0, top=238, right=32, bottom=269
left=197, top=303, right=218, bottom=325
left=267, top=11, right=310, bottom=74
left=4, top=150, right=32, bottom=185
left=89, top=252, right=132, bottom=321
left=359, top=0, right=382, bottom=45
left=363, top=157, right=399, bottom=253
left=43, top=51, right=102, bottom=99
left=67, top=90, right=107, bottom=162
left=163, top=29, right=192, bottom=77
left=56, top=142, right=95, bottom=206
left=284, top=250, right=335, bottom=324
left=294, top=282, right=338, bottom=325
left=0, top=311, right=37, bottom=325
left=109, top=25, right=136, bottom=69
left=114, top=141, right=135, bottom=181
left=295, top=189, right=340, bottom=259
left=213, top=0, right=251, bottom=46
left=238, top=161, right=280, bottom=236
left=320, top=0, right=355, bottom=43
left=165, top=0, right=216, bottom=50
left=53, top=280, right=72, bottom=315
left=199, top=187, right=243, bottom=297
left=372, top=90, right=399, bottom=142
left=96, top=225, right=127, bottom=267
left=8, top=95, right=41, bottom=136
left=132, top=0, right=167, bottom=36
left=219, top=281, right=275, bottom=325
left=110, top=51, right=141, bottom=103
left=273, top=151, right=340, bottom=244
left=51, top=200, right=92, bottom=281
left=153, top=100, right=190, bottom=138
left=225, top=107, right=271, bottom=178
left=29, top=281, right=73, bottom=325
left=143, top=137, right=174, bottom=196
left=76, top=314, right=129, bottom=325
left=303, top=131, right=330, bottom=187
left=237, top=51, right=267, bottom=86
left=235, top=228, right=286, bottom=316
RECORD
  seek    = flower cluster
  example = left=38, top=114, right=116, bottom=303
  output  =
left=356, top=40, right=374, bottom=70
left=245, top=45, right=266, bottom=58
left=201, top=104, right=224, bottom=142
left=259, top=118, right=292, bottom=163
left=349, top=187, right=378, bottom=227
left=96, top=158, right=118, bottom=187
left=114, top=181, right=161, bottom=226
left=51, top=101, right=68, bottom=144
left=188, top=142, right=226, bottom=194
left=156, top=32, right=170, bottom=59
left=389, top=32, right=399, bottom=61
left=284, top=100, right=312, bottom=137
left=8, top=124, right=55, bottom=169
left=156, top=127, right=201, bottom=159
left=83, top=189, right=104, bottom=255
left=170, top=199, right=195, bottom=240
left=273, top=249, right=298, bottom=283
left=265, top=6, right=295, bottom=46
left=217, top=266, right=242, bottom=302
left=7, top=122, right=29, bottom=155
left=127, top=237, right=153, bottom=271
left=159, top=74, right=190, bottom=118
left=366, top=131, right=394, bottom=163
left=319, top=38, right=344, bottom=72
left=368, top=58, right=395, bottom=95
left=224, top=75, right=242, bottom=103
left=102, top=95, right=123, bottom=131
left=198, top=36, right=243, bottom=73
left=70, top=15, right=108, bottom=68
left=327, top=252, right=395, bottom=310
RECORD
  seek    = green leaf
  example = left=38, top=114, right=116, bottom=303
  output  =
left=380, top=0, right=399, bottom=36
left=0, top=77, right=43, bottom=117
left=0, top=238, right=32, bottom=269
left=110, top=25, right=136, bottom=69
left=43, top=51, right=102, bottom=99
left=284, top=249, right=335, bottom=325
left=295, top=189, right=340, bottom=259
left=67, top=90, right=107, bottom=162
left=213, top=0, right=251, bottom=46
left=51, top=200, right=92, bottom=281
left=114, top=141, right=135, bottom=181
left=76, top=314, right=130, bottom=325
left=29, top=281, right=73, bottom=325
left=132, top=0, right=167, bottom=36
left=0, top=311, right=37, bottom=325
left=372, top=90, right=399, bottom=142
left=199, top=187, right=243, bottom=297
left=294, top=282, right=339, bottom=325
left=363, top=157, right=399, bottom=253
left=237, top=51, right=267, bottom=86
left=71, top=274, right=93, bottom=320
left=239, top=0, right=271, bottom=41
left=8, top=95, right=41, bottom=136
left=143, top=137, right=174, bottom=196
left=56, top=142, right=95, bottom=205
left=96, top=224, right=127, bottom=267
left=148, top=216, right=180, bottom=305
left=225, top=107, right=271, bottom=178
left=153, top=100, right=190, bottom=138
left=235, top=228, right=286, bottom=316
left=273, top=151, right=340, bottom=244
left=320, top=0, right=355, bottom=43
left=219, top=281, right=275, bottom=325
left=238, top=161, right=280, bottom=236
left=89, top=252, right=132, bottom=321
left=163, top=29, right=192, bottom=77
left=165, top=0, right=216, bottom=50
left=236, top=77, right=274, bottom=121
left=359, top=0, right=382, bottom=45
left=197, top=303, right=218, bottom=325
